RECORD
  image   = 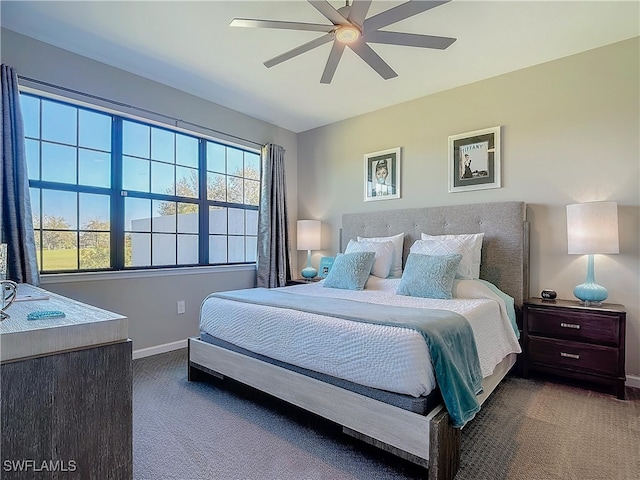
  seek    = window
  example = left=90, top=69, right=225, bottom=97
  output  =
left=21, top=93, right=260, bottom=273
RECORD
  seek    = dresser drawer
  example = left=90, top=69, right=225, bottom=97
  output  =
left=528, top=337, right=620, bottom=376
left=526, top=307, right=620, bottom=346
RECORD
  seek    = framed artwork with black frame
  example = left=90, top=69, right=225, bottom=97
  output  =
left=448, top=126, right=501, bottom=193
left=364, top=147, right=401, bottom=202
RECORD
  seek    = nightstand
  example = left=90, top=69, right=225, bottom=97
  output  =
left=523, top=298, right=626, bottom=399
left=286, top=278, right=322, bottom=286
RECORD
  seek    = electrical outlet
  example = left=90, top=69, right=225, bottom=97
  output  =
left=177, top=300, right=186, bottom=315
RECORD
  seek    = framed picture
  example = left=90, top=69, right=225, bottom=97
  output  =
left=364, top=147, right=401, bottom=202
left=318, top=256, right=334, bottom=278
left=448, top=126, right=501, bottom=193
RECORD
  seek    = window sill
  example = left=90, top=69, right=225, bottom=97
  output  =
left=40, top=264, right=257, bottom=285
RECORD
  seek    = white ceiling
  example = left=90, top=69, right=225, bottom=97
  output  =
left=2, top=1, right=638, bottom=133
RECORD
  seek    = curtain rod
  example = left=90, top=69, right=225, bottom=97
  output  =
left=17, top=75, right=264, bottom=149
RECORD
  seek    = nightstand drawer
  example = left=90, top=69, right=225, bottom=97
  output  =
left=528, top=337, right=619, bottom=376
left=526, top=307, right=620, bottom=346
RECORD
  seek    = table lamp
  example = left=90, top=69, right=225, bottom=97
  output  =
left=566, top=201, right=619, bottom=306
left=297, top=220, right=321, bottom=279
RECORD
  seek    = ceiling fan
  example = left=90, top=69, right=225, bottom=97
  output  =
left=230, top=0, right=456, bottom=84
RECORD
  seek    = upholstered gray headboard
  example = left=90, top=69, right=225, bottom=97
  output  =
left=341, top=201, right=529, bottom=306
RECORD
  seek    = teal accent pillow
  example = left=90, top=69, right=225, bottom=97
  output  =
left=397, top=253, right=463, bottom=299
left=323, top=251, right=376, bottom=291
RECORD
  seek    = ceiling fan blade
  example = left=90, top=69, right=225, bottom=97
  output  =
left=364, top=30, right=456, bottom=49
left=349, top=42, right=397, bottom=80
left=307, top=0, right=349, bottom=26
left=347, top=0, right=372, bottom=28
left=264, top=34, right=334, bottom=68
left=320, top=42, right=346, bottom=84
left=364, top=0, right=450, bottom=33
left=230, top=18, right=334, bottom=33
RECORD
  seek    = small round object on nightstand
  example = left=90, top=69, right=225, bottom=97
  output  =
left=541, top=289, right=557, bottom=300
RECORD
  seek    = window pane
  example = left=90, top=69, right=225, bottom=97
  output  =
left=207, top=142, right=225, bottom=173
left=245, top=152, right=260, bottom=180
left=30, top=187, right=41, bottom=229
left=177, top=203, right=198, bottom=234
left=123, top=121, right=150, bottom=158
left=227, top=176, right=243, bottom=204
left=176, top=134, right=198, bottom=168
left=151, top=161, right=174, bottom=195
left=42, top=142, right=76, bottom=184
left=34, top=229, right=42, bottom=269
left=246, top=210, right=258, bottom=236
left=80, top=232, right=110, bottom=269
left=227, top=148, right=243, bottom=175
left=42, top=231, right=77, bottom=271
left=176, top=166, right=198, bottom=198
left=228, top=236, right=244, bottom=263
left=127, top=233, right=150, bottom=267
left=25, top=139, right=40, bottom=180
left=209, top=207, right=227, bottom=234
left=42, top=100, right=76, bottom=144
left=209, top=235, right=227, bottom=263
left=245, top=179, right=259, bottom=206
left=151, top=127, right=174, bottom=163
left=152, top=200, right=176, bottom=233
left=21, top=94, right=40, bottom=139
left=177, top=234, right=198, bottom=264
left=79, top=109, right=111, bottom=151
left=125, top=197, right=151, bottom=232
left=42, top=190, right=77, bottom=230
left=122, top=156, right=150, bottom=192
left=152, top=234, right=176, bottom=265
left=228, top=208, right=244, bottom=235
left=79, top=193, right=110, bottom=230
left=79, top=149, right=110, bottom=187
left=246, top=236, right=257, bottom=262
left=207, top=173, right=226, bottom=201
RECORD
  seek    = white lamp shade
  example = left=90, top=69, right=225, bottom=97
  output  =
left=297, top=220, right=321, bottom=251
left=567, top=201, right=619, bottom=255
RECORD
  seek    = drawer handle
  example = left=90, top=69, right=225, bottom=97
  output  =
left=560, top=322, right=581, bottom=330
left=560, top=352, right=580, bottom=360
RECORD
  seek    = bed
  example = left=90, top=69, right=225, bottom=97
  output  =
left=188, top=201, right=529, bottom=480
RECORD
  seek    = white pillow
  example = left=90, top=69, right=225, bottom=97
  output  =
left=345, top=240, right=395, bottom=278
left=357, top=232, right=405, bottom=278
left=415, top=233, right=485, bottom=279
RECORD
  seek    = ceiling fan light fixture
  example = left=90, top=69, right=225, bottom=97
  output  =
left=335, top=25, right=360, bottom=44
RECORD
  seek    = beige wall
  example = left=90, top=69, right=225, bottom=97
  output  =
left=297, top=38, right=640, bottom=381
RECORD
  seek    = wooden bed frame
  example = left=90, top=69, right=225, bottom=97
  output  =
left=188, top=201, right=529, bottom=480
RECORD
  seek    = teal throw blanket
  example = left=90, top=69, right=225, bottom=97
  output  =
left=211, top=288, right=483, bottom=427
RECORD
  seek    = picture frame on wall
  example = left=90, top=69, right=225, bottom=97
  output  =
left=448, top=126, right=501, bottom=193
left=364, top=147, right=401, bottom=202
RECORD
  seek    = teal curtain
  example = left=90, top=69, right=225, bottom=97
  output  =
left=1, top=64, right=40, bottom=285
left=256, top=143, right=291, bottom=288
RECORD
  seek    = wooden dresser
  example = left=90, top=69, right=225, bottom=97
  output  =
left=0, top=284, right=132, bottom=479
left=522, top=297, right=626, bottom=399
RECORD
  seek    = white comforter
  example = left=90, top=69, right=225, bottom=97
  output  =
left=199, top=277, right=521, bottom=398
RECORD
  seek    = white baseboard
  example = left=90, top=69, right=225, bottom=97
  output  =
left=133, top=339, right=187, bottom=360
left=626, top=374, right=640, bottom=390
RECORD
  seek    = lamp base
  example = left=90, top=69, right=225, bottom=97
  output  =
left=573, top=282, right=608, bottom=307
left=301, top=266, right=318, bottom=279
left=573, top=254, right=608, bottom=307
left=301, top=249, right=317, bottom=279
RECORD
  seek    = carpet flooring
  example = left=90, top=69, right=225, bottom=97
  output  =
left=133, top=349, right=639, bottom=480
